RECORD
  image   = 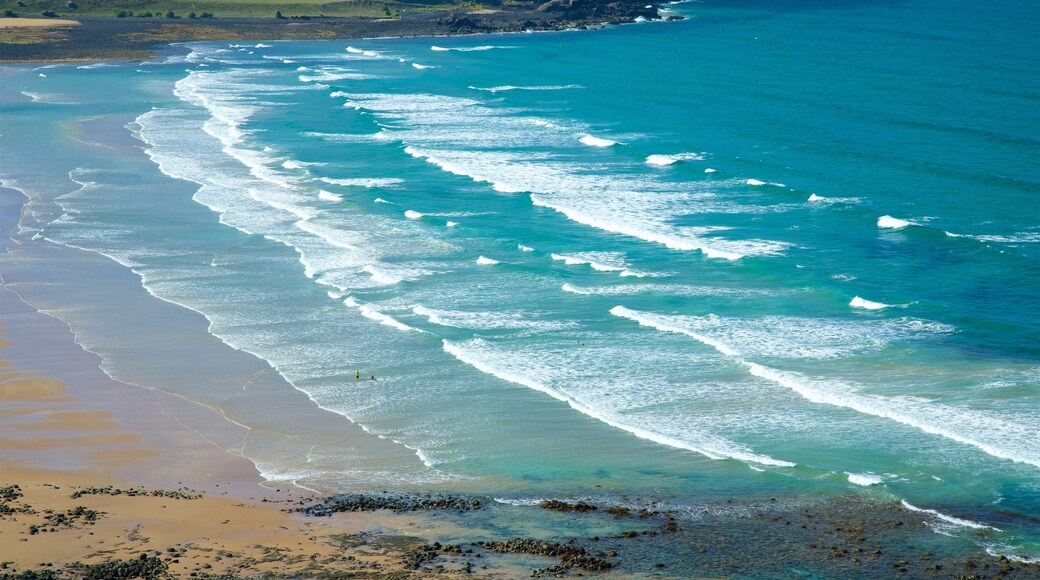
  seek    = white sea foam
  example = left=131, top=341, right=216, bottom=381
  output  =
left=518, top=244, right=534, bottom=252
left=476, top=255, right=499, bottom=265
left=21, top=91, right=73, bottom=104
left=580, top=134, right=618, bottom=148
left=984, top=548, right=1040, bottom=564
left=470, top=84, right=583, bottom=93
left=551, top=252, right=626, bottom=273
left=705, top=168, right=717, bottom=173
left=610, top=305, right=1040, bottom=469
left=847, top=472, right=884, bottom=486
left=301, top=131, right=381, bottom=143
left=374, top=198, right=392, bottom=204
left=850, top=296, right=895, bottom=310
left=404, top=210, right=423, bottom=220
left=531, top=196, right=779, bottom=260
left=441, top=339, right=795, bottom=467
left=317, top=190, right=342, bottom=202
left=950, top=232, right=1040, bottom=244
left=299, top=70, right=379, bottom=83
left=361, top=265, right=403, bottom=285
left=413, top=306, right=574, bottom=331
left=412, top=63, right=437, bottom=70
left=344, top=297, right=418, bottom=332
left=345, top=46, right=383, bottom=58
left=493, top=497, right=546, bottom=506
left=344, top=91, right=790, bottom=260
left=319, top=177, right=403, bottom=188
left=746, top=178, right=786, bottom=187
left=807, top=193, right=862, bottom=205
left=282, top=159, right=325, bottom=169
left=878, top=215, right=916, bottom=229
left=446, top=221, right=458, bottom=227
left=645, top=152, right=704, bottom=166
left=433, top=45, right=516, bottom=52
left=900, top=500, right=1000, bottom=531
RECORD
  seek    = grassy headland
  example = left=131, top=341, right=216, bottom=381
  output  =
left=0, top=0, right=664, bottom=62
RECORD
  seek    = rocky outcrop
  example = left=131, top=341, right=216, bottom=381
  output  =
left=295, top=492, right=485, bottom=516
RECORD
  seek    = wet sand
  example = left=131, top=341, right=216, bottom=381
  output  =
left=0, top=296, right=491, bottom=577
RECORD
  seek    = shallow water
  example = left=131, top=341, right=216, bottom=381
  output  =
left=1, top=0, right=1038, bottom=561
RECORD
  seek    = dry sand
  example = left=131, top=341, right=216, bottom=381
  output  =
left=0, top=332, right=483, bottom=577
left=0, top=18, right=80, bottom=28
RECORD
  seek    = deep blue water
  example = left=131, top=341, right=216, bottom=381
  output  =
left=1, top=0, right=1038, bottom=560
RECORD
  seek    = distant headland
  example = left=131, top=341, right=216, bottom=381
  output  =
left=0, top=0, right=676, bottom=62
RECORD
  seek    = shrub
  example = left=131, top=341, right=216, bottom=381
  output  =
left=165, top=9, right=174, bottom=17
left=199, top=11, right=213, bottom=17
left=40, top=9, right=57, bottom=17
left=188, top=11, right=196, bottom=18
left=3, top=9, right=16, bottom=16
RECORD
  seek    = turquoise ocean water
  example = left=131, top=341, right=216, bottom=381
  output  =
left=2, top=0, right=1038, bottom=561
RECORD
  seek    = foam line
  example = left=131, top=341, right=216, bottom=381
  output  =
left=901, top=500, right=1000, bottom=531
left=433, top=45, right=516, bottom=52
left=610, top=305, right=1040, bottom=469
left=746, top=178, right=786, bottom=187
left=442, top=339, right=795, bottom=468
left=878, top=215, right=916, bottom=229
left=645, top=153, right=704, bottom=166
left=847, top=472, right=883, bottom=486
left=344, top=297, right=418, bottom=332
left=579, top=134, right=618, bottom=148
left=532, top=196, right=752, bottom=260
left=469, top=84, right=582, bottom=93
left=850, top=296, right=894, bottom=310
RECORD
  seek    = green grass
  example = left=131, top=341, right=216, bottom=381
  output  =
left=0, top=0, right=480, bottom=19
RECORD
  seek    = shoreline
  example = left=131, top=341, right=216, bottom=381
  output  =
left=0, top=2, right=673, bottom=64
left=3, top=271, right=1039, bottom=577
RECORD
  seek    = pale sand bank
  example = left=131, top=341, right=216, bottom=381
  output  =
left=0, top=18, right=80, bottom=28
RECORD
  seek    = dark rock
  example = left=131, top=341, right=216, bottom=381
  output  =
left=295, top=492, right=484, bottom=516
left=540, top=500, right=598, bottom=513
left=481, top=538, right=614, bottom=571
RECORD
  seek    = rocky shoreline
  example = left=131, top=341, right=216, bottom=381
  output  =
left=4, top=478, right=1040, bottom=578
left=0, top=0, right=674, bottom=63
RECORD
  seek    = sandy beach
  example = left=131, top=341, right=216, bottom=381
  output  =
left=0, top=291, right=504, bottom=578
